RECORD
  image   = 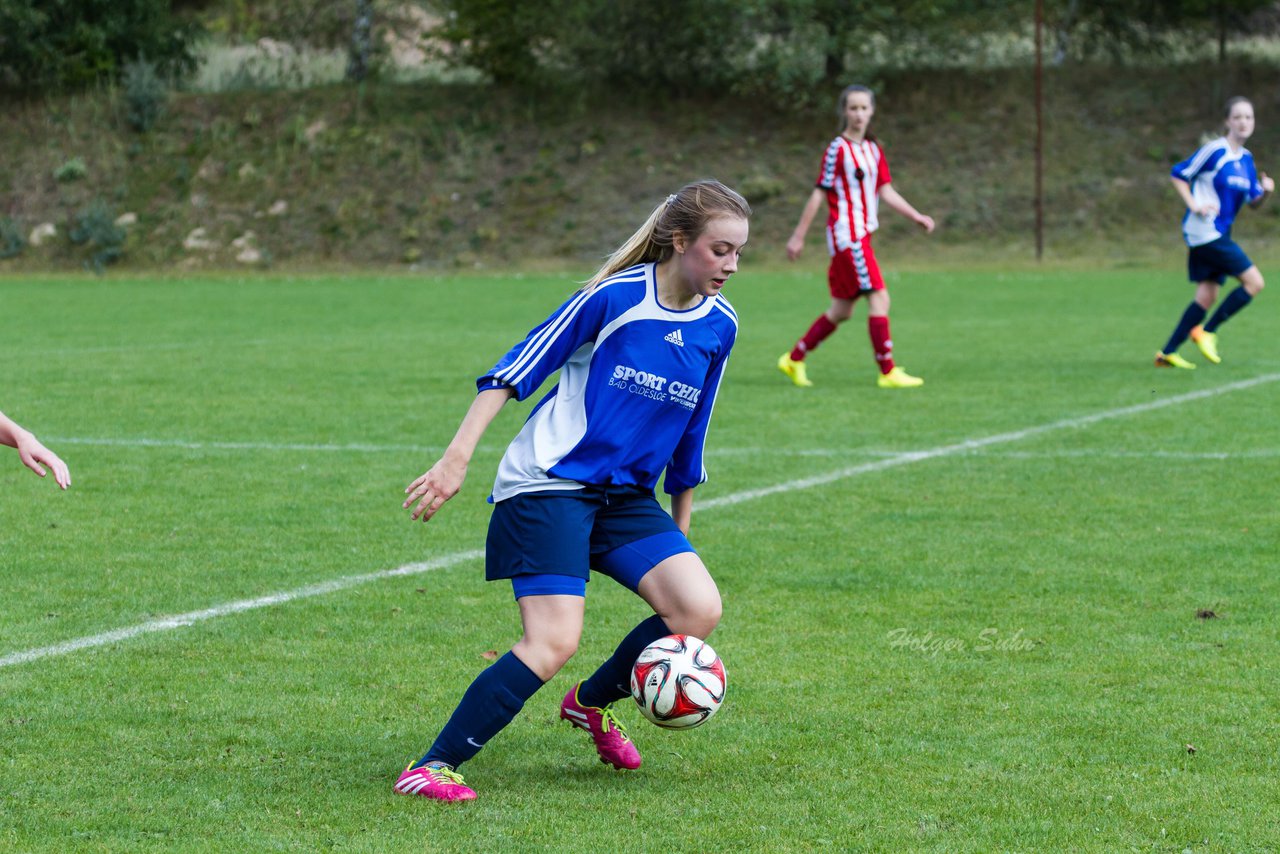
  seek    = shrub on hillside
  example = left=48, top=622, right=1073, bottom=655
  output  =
left=0, top=216, right=25, bottom=260
left=53, top=158, right=88, bottom=183
left=122, top=57, right=167, bottom=132
left=69, top=200, right=126, bottom=273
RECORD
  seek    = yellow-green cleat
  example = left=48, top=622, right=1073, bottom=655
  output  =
left=1190, top=326, right=1220, bottom=364
left=1154, top=351, right=1195, bottom=370
left=877, top=366, right=924, bottom=388
left=777, top=353, right=813, bottom=387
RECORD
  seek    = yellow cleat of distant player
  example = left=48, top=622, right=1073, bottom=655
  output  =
left=876, top=366, right=924, bottom=388
left=777, top=353, right=813, bottom=387
left=1190, top=326, right=1220, bottom=364
left=1154, top=351, right=1196, bottom=370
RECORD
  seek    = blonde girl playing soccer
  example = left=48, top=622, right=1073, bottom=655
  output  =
left=394, top=180, right=749, bottom=801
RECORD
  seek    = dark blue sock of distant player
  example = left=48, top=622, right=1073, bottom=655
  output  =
left=1162, top=301, right=1207, bottom=354
left=1204, top=286, right=1253, bottom=333
left=415, top=651, right=544, bottom=770
left=576, top=614, right=672, bottom=708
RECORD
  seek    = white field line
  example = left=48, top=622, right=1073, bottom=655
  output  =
left=45, top=435, right=869, bottom=457
left=4, top=372, right=1277, bottom=671
left=12, top=338, right=276, bottom=358
left=0, top=551, right=484, bottom=670
left=950, top=449, right=1280, bottom=460
left=44, top=435, right=1280, bottom=462
left=696, top=372, right=1280, bottom=510
left=47, top=436, right=456, bottom=455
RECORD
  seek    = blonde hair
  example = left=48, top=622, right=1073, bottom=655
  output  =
left=583, top=180, right=751, bottom=289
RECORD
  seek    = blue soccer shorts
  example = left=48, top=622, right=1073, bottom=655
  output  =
left=1188, top=236, right=1254, bottom=284
left=485, top=485, right=695, bottom=600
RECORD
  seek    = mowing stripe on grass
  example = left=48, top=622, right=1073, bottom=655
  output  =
left=4, top=373, right=1276, bottom=671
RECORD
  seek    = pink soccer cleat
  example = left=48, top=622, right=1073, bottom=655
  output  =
left=393, top=762, right=477, bottom=801
left=560, top=683, right=642, bottom=770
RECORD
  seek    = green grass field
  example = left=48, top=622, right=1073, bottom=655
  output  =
left=2, top=263, right=1278, bottom=852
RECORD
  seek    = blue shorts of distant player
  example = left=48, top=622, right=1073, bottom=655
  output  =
left=485, top=485, right=694, bottom=600
left=1187, top=235, right=1254, bottom=285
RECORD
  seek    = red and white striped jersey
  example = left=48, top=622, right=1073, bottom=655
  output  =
left=816, top=136, right=892, bottom=250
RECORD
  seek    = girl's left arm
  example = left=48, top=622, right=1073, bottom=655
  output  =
left=670, top=488, right=694, bottom=537
left=879, top=184, right=935, bottom=233
left=1250, top=171, right=1275, bottom=208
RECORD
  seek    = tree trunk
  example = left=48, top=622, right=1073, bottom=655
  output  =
left=347, top=0, right=374, bottom=82
left=1218, top=0, right=1227, bottom=64
left=1052, top=0, right=1080, bottom=66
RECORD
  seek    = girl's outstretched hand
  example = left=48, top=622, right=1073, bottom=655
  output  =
left=404, top=453, right=467, bottom=522
left=17, top=434, right=70, bottom=489
left=916, top=214, right=936, bottom=234
left=785, top=234, right=805, bottom=261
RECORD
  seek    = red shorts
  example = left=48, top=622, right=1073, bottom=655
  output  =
left=827, top=235, right=884, bottom=299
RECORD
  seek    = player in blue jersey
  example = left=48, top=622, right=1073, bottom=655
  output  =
left=1, top=408, right=70, bottom=489
left=392, top=180, right=750, bottom=802
left=1156, top=96, right=1273, bottom=369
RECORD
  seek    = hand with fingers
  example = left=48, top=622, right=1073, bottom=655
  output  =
left=1, top=409, right=71, bottom=490
left=17, top=434, right=71, bottom=489
left=785, top=233, right=804, bottom=261
left=404, top=452, right=468, bottom=522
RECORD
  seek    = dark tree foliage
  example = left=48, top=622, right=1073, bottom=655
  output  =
left=1046, top=0, right=1277, bottom=62
left=432, top=0, right=1280, bottom=93
left=433, top=0, right=1040, bottom=91
left=0, top=0, right=201, bottom=92
left=209, top=0, right=356, bottom=48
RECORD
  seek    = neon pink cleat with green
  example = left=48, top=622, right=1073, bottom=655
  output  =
left=560, top=683, right=642, bottom=770
left=393, top=762, right=477, bottom=801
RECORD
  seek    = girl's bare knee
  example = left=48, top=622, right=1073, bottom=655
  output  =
left=667, top=596, right=722, bottom=640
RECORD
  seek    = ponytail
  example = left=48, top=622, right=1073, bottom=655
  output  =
left=582, top=180, right=751, bottom=289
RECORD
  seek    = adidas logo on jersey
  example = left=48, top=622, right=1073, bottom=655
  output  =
left=664, top=329, right=685, bottom=347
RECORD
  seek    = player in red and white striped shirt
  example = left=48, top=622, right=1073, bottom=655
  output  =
left=778, top=85, right=935, bottom=389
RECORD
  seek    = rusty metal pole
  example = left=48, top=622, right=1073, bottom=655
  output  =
left=1035, top=0, right=1044, bottom=261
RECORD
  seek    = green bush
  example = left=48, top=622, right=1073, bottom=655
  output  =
left=738, top=174, right=788, bottom=205
left=0, top=0, right=200, bottom=92
left=0, top=216, right=25, bottom=260
left=53, top=157, right=88, bottom=183
left=68, top=200, right=126, bottom=273
left=122, top=56, right=167, bottom=132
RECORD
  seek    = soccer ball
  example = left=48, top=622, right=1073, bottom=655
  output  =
left=630, top=634, right=726, bottom=729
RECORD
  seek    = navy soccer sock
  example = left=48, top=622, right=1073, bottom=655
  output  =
left=1162, top=301, right=1207, bottom=355
left=576, top=615, right=672, bottom=709
left=416, top=651, right=545, bottom=770
left=1204, top=286, right=1253, bottom=333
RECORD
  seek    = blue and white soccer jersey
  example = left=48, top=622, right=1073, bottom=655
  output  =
left=478, top=262, right=737, bottom=503
left=1172, top=139, right=1265, bottom=247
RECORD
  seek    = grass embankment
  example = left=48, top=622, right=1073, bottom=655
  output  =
left=3, top=61, right=1280, bottom=271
